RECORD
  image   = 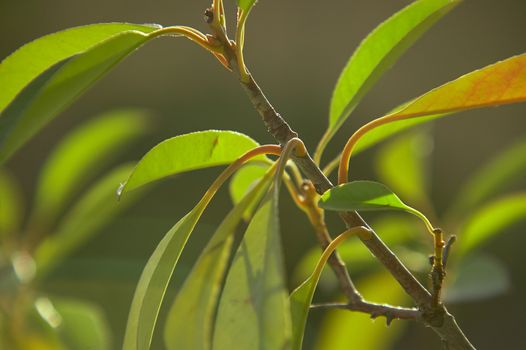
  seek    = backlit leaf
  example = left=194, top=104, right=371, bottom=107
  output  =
left=318, top=0, right=459, bottom=158
left=0, top=23, right=159, bottom=113
left=213, top=185, right=291, bottom=349
left=370, top=53, right=526, bottom=128
left=458, top=192, right=526, bottom=255
left=164, top=167, right=274, bottom=350
left=120, top=130, right=261, bottom=196
left=320, top=180, right=434, bottom=234
left=30, top=109, right=148, bottom=227
left=321, top=179, right=424, bottom=216
left=326, top=52, right=526, bottom=171
left=0, top=25, right=159, bottom=163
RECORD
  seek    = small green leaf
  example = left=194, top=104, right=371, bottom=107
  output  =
left=30, top=109, right=149, bottom=228
left=238, top=0, right=258, bottom=12
left=120, top=130, right=261, bottom=196
left=213, top=185, right=291, bottom=349
left=445, top=254, right=509, bottom=303
left=0, top=169, right=24, bottom=239
left=0, top=26, right=158, bottom=163
left=450, top=139, right=526, bottom=214
left=290, top=227, right=369, bottom=350
left=319, top=0, right=459, bottom=157
left=319, top=181, right=433, bottom=232
left=375, top=131, right=432, bottom=207
left=53, top=298, right=112, bottom=350
left=0, top=23, right=159, bottom=114
left=458, top=193, right=526, bottom=255
left=314, top=273, right=408, bottom=350
left=34, top=164, right=143, bottom=276
left=164, top=167, right=274, bottom=350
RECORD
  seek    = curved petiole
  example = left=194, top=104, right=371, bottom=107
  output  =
left=339, top=113, right=421, bottom=185
left=150, top=26, right=230, bottom=69
left=201, top=144, right=281, bottom=206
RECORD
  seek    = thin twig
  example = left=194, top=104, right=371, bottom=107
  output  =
left=205, top=12, right=476, bottom=350
left=311, top=301, right=420, bottom=325
left=235, top=71, right=475, bottom=349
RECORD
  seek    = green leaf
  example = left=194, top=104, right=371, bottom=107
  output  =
left=0, top=25, right=159, bottom=163
left=321, top=179, right=425, bottom=216
left=213, top=185, right=291, bottom=349
left=0, top=169, right=24, bottom=239
left=375, top=130, right=432, bottom=207
left=29, top=109, right=149, bottom=227
left=123, top=139, right=264, bottom=350
left=238, top=0, right=258, bottom=12
left=123, top=205, right=206, bottom=350
left=445, top=254, right=509, bottom=303
left=290, top=227, right=368, bottom=350
left=53, top=298, right=112, bottom=350
left=34, top=164, right=143, bottom=276
left=164, top=167, right=274, bottom=350
left=119, top=130, right=261, bottom=196
left=320, top=0, right=459, bottom=156
left=458, top=193, right=526, bottom=255
left=314, top=273, right=408, bottom=350
left=0, top=23, right=159, bottom=114
left=450, top=139, right=526, bottom=214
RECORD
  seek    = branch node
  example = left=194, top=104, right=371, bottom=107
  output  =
left=204, top=7, right=214, bottom=24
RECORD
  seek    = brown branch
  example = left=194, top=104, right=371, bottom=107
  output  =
left=207, top=13, right=476, bottom=349
left=236, top=71, right=475, bottom=350
left=311, top=301, right=420, bottom=325
left=241, top=72, right=432, bottom=307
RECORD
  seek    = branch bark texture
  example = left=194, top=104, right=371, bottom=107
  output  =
left=238, top=72, right=475, bottom=350
left=211, top=14, right=475, bottom=348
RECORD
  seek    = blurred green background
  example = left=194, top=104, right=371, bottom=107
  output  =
left=1, top=0, right=525, bottom=349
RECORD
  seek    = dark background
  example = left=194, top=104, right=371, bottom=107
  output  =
left=1, top=0, right=525, bottom=349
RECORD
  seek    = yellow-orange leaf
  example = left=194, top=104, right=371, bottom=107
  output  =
left=387, top=53, right=526, bottom=118
left=339, top=53, right=526, bottom=184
